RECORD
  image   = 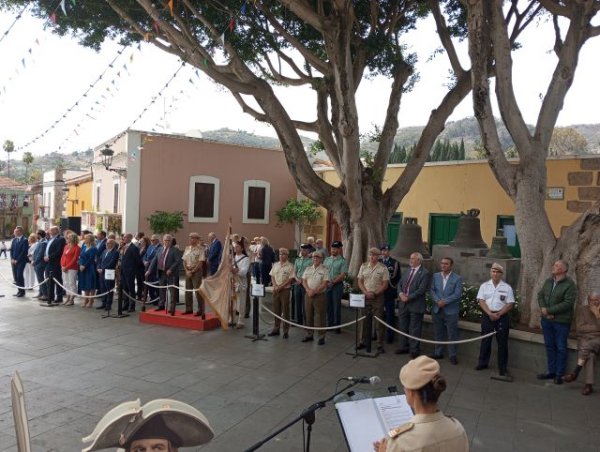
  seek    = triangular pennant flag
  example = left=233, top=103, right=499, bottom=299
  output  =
left=50, top=12, right=57, bottom=23
left=60, top=0, right=67, bottom=16
left=152, top=21, right=159, bottom=33
left=241, top=1, right=247, bottom=14
left=228, top=17, right=235, bottom=32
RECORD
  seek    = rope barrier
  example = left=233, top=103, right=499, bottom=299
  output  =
left=52, top=278, right=115, bottom=298
left=121, top=289, right=160, bottom=305
left=0, top=272, right=49, bottom=290
left=373, top=316, right=497, bottom=344
left=143, top=280, right=202, bottom=293
left=260, top=302, right=366, bottom=331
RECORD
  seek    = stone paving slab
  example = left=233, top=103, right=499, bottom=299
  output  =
left=0, top=259, right=599, bottom=451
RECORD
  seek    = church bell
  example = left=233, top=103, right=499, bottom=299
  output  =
left=487, top=229, right=514, bottom=259
left=451, top=208, right=487, bottom=248
left=391, top=217, right=431, bottom=259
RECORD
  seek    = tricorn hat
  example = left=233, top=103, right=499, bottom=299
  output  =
left=81, top=399, right=214, bottom=451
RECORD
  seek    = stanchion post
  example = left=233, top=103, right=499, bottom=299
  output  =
left=245, top=284, right=267, bottom=342
left=364, top=310, right=373, bottom=353
left=108, top=283, right=129, bottom=319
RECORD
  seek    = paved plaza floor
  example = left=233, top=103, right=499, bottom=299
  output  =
left=0, top=259, right=599, bottom=451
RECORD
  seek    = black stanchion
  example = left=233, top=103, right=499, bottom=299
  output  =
left=346, top=306, right=378, bottom=358
left=244, top=381, right=359, bottom=451
left=245, top=295, right=267, bottom=342
left=40, top=272, right=57, bottom=307
left=107, top=283, right=129, bottom=319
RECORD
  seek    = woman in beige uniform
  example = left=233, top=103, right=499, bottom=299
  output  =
left=374, top=356, right=469, bottom=452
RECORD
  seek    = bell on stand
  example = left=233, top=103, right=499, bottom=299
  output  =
left=451, top=208, right=487, bottom=249
left=487, top=229, right=513, bottom=259
left=391, top=217, right=430, bottom=260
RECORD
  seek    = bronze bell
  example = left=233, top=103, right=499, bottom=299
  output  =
left=451, top=208, right=487, bottom=249
left=391, top=217, right=431, bottom=259
left=487, top=229, right=513, bottom=259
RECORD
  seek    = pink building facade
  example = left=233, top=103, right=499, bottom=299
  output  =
left=87, top=130, right=297, bottom=249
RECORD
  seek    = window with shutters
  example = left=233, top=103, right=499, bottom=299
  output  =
left=243, top=180, right=270, bottom=224
left=188, top=176, right=219, bottom=223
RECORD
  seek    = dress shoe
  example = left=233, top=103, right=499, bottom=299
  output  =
left=450, top=356, right=458, bottom=365
left=235, top=323, right=244, bottom=329
left=394, top=348, right=409, bottom=355
left=95, top=306, right=106, bottom=310
left=410, top=352, right=420, bottom=359
left=39, top=296, right=48, bottom=301
left=155, top=306, right=164, bottom=311
left=377, top=346, right=385, bottom=354
left=428, top=354, right=444, bottom=360
left=32, top=294, right=41, bottom=299
left=536, top=372, right=556, bottom=380
left=582, top=384, right=593, bottom=396
left=183, top=311, right=193, bottom=315
left=356, top=343, right=366, bottom=350
left=554, top=376, right=563, bottom=385
left=283, top=333, right=289, bottom=339
left=267, top=331, right=280, bottom=337
left=301, top=336, right=314, bottom=343
left=128, top=307, right=135, bottom=312
left=474, top=364, right=488, bottom=371
left=318, top=338, right=325, bottom=346
left=562, top=373, right=577, bottom=383
left=14, top=293, right=25, bottom=298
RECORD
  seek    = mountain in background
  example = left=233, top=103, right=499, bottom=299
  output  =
left=5, top=118, right=598, bottom=183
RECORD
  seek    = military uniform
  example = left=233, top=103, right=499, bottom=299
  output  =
left=302, top=263, right=329, bottom=340
left=357, top=261, right=389, bottom=347
left=182, top=244, right=206, bottom=314
left=386, top=412, right=468, bottom=452
left=269, top=260, right=294, bottom=334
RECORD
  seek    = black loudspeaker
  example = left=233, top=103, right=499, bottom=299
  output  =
left=59, top=217, right=82, bottom=235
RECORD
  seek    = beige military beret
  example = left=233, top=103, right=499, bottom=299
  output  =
left=491, top=262, right=504, bottom=273
left=399, top=355, right=440, bottom=390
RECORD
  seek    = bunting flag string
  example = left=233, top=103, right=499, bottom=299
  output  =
left=0, top=37, right=42, bottom=102
left=0, top=3, right=30, bottom=46
left=16, top=44, right=135, bottom=151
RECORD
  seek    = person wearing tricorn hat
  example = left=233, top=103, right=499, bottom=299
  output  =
left=81, top=399, right=214, bottom=452
left=474, top=263, right=516, bottom=380
left=373, top=356, right=468, bottom=451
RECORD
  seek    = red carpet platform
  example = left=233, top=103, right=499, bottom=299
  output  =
left=139, top=309, right=221, bottom=331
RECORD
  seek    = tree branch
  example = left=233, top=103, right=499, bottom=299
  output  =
left=428, top=0, right=465, bottom=74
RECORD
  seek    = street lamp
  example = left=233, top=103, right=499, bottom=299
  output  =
left=99, top=144, right=126, bottom=175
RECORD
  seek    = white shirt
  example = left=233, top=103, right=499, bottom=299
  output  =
left=442, top=271, right=452, bottom=291
left=477, top=279, right=515, bottom=312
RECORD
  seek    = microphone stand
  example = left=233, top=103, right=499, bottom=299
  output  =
left=244, top=381, right=359, bottom=452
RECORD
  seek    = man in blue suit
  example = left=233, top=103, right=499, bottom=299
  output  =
left=97, top=238, right=119, bottom=311
left=429, top=257, right=463, bottom=364
left=10, top=226, right=29, bottom=297
left=395, top=252, right=431, bottom=358
left=206, top=232, right=222, bottom=276
left=144, top=234, right=162, bottom=303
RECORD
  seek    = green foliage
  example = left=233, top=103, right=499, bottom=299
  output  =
left=309, top=140, right=325, bottom=156
left=2, top=140, right=14, bottom=154
left=147, top=211, right=184, bottom=235
left=107, top=216, right=122, bottom=233
left=276, top=199, right=321, bottom=245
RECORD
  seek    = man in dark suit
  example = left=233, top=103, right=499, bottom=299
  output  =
left=10, top=226, right=29, bottom=297
left=156, top=234, right=182, bottom=314
left=144, top=234, right=162, bottom=303
left=32, top=230, right=48, bottom=300
left=206, top=232, right=222, bottom=276
left=429, top=257, right=463, bottom=364
left=395, top=252, right=431, bottom=358
left=119, top=233, right=141, bottom=312
left=43, top=226, right=66, bottom=305
left=97, top=238, right=119, bottom=311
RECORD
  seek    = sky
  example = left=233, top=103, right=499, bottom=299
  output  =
left=0, top=7, right=599, bottom=161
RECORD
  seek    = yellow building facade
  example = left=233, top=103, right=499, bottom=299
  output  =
left=311, top=156, right=599, bottom=250
left=64, top=173, right=93, bottom=218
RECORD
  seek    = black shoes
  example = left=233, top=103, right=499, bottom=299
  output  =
left=318, top=338, right=325, bottom=346
left=394, top=348, right=409, bottom=355
left=95, top=306, right=105, bottom=310
left=357, top=343, right=366, bottom=350
left=475, top=364, right=488, bottom=371
left=554, top=376, right=563, bottom=385
left=182, top=311, right=193, bottom=315
left=301, top=336, right=314, bottom=343
left=283, top=333, right=289, bottom=339
left=410, top=352, right=420, bottom=359
left=377, top=346, right=385, bottom=354
left=536, top=373, right=556, bottom=380
left=267, top=331, right=280, bottom=337
left=450, top=356, right=458, bottom=365
left=428, top=354, right=444, bottom=360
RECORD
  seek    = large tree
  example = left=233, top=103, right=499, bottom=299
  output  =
left=1, top=0, right=482, bottom=272
left=465, top=0, right=600, bottom=326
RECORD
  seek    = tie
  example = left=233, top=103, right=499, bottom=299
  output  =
left=160, top=248, right=169, bottom=270
left=405, top=268, right=416, bottom=294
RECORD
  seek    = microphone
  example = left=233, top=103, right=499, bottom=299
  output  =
left=342, top=376, right=381, bottom=384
